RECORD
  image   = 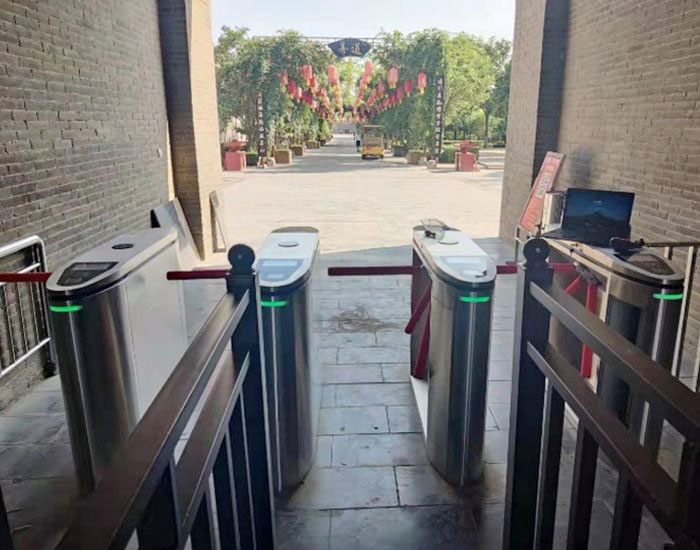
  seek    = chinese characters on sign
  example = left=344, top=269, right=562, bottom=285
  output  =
left=256, top=91, right=267, bottom=160
left=433, top=75, right=445, bottom=158
left=518, top=152, right=565, bottom=234
left=328, top=38, right=371, bottom=58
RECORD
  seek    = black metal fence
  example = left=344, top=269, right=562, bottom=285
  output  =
left=52, top=244, right=276, bottom=550
left=504, top=239, right=700, bottom=549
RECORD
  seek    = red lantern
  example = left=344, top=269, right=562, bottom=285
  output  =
left=289, top=80, right=297, bottom=97
left=405, top=79, right=412, bottom=95
left=364, top=60, right=372, bottom=75
left=417, top=72, right=427, bottom=94
left=387, top=67, right=399, bottom=89
left=302, top=64, right=313, bottom=82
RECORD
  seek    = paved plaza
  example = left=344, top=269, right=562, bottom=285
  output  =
left=217, top=134, right=504, bottom=256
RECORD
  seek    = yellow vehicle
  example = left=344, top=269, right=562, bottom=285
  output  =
left=361, top=125, right=385, bottom=159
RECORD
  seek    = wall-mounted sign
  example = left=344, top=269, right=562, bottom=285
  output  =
left=518, top=152, right=565, bottom=234
left=432, top=75, right=445, bottom=158
left=256, top=91, right=267, bottom=159
left=328, top=38, right=371, bottom=58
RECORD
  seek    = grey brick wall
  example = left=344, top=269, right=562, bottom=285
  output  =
left=499, top=0, right=547, bottom=240
left=0, top=0, right=170, bottom=406
left=502, top=0, right=700, bottom=371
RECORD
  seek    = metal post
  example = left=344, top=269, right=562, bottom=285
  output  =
left=503, top=238, right=553, bottom=549
left=226, top=244, right=276, bottom=549
left=672, top=245, right=696, bottom=377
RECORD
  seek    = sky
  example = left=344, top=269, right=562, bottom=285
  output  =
left=210, top=0, right=515, bottom=42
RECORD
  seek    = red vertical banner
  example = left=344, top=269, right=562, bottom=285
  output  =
left=518, top=152, right=565, bottom=234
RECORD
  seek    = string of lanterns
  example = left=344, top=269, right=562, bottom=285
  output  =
left=354, top=70, right=428, bottom=123
left=353, top=60, right=373, bottom=112
left=280, top=64, right=341, bottom=121
left=278, top=62, right=429, bottom=124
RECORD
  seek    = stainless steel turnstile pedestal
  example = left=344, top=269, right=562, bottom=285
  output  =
left=547, top=239, right=684, bottom=451
left=257, top=227, right=319, bottom=495
left=412, top=222, right=497, bottom=486
left=46, top=230, right=187, bottom=494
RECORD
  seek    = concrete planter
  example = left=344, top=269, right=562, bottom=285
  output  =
left=290, top=144, right=304, bottom=157
left=407, top=150, right=428, bottom=165
left=273, top=149, right=292, bottom=164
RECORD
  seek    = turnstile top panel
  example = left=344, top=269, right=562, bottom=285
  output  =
left=47, top=229, right=177, bottom=298
left=548, top=239, right=684, bottom=287
left=413, top=228, right=496, bottom=287
left=255, top=227, right=319, bottom=291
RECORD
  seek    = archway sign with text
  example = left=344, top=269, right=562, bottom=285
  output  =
left=328, top=38, right=371, bottom=58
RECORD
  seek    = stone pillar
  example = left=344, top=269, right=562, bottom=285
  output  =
left=158, top=0, right=222, bottom=260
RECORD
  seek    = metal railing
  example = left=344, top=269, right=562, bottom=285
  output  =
left=53, top=244, right=276, bottom=550
left=0, top=235, right=54, bottom=380
left=504, top=238, right=700, bottom=550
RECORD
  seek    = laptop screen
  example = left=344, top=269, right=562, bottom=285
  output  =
left=563, top=189, right=635, bottom=231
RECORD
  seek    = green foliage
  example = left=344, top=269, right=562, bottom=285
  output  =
left=370, top=30, right=447, bottom=150
left=215, top=27, right=334, bottom=147
left=438, top=145, right=457, bottom=164
left=365, top=30, right=510, bottom=150
left=215, top=27, right=512, bottom=150
left=337, top=59, right=364, bottom=107
left=491, top=61, right=511, bottom=119
left=444, top=34, right=494, bottom=126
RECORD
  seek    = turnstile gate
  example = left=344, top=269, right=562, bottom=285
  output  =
left=547, top=240, right=685, bottom=451
left=412, top=221, right=497, bottom=486
left=46, top=230, right=187, bottom=494
left=257, top=227, right=320, bottom=494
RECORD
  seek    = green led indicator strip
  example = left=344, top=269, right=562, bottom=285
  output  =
left=50, top=304, right=83, bottom=313
left=459, top=295, right=491, bottom=304
left=260, top=300, right=289, bottom=308
left=653, top=293, right=683, bottom=301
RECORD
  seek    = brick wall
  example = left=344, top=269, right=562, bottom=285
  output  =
left=190, top=0, right=222, bottom=259
left=159, top=0, right=222, bottom=260
left=0, top=0, right=170, bottom=406
left=499, top=0, right=547, bottom=240
left=502, top=0, right=700, bottom=372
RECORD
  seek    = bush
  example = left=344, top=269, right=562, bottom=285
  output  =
left=439, top=145, right=458, bottom=164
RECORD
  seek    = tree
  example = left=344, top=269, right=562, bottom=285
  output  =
left=371, top=30, right=448, bottom=149
left=444, top=34, right=494, bottom=127
left=481, top=39, right=511, bottom=144
left=364, top=30, right=506, bottom=150
left=215, top=27, right=335, bottom=149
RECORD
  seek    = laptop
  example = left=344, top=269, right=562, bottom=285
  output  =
left=541, top=188, right=635, bottom=247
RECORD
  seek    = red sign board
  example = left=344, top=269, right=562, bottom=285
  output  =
left=518, top=152, right=565, bottom=234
